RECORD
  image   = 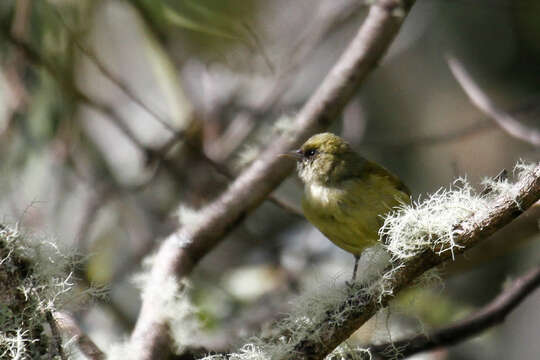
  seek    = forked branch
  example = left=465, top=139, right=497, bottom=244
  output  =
left=129, top=1, right=416, bottom=358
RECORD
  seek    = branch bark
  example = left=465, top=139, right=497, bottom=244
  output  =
left=46, top=311, right=68, bottom=360
left=53, top=312, right=106, bottom=360
left=448, top=55, right=540, bottom=146
left=370, top=264, right=540, bottom=359
left=275, top=164, right=540, bottom=360
left=129, top=0, right=416, bottom=358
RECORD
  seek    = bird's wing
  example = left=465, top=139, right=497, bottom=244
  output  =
left=362, top=160, right=411, bottom=196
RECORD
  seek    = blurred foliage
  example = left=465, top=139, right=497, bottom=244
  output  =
left=130, top=0, right=257, bottom=58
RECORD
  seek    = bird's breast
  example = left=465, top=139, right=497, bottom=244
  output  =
left=301, top=178, right=409, bottom=255
left=304, top=183, right=345, bottom=209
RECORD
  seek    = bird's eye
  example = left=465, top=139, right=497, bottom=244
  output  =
left=304, top=149, right=317, bottom=158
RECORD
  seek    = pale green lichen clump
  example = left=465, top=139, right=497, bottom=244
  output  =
left=0, top=224, right=78, bottom=359
left=203, top=343, right=372, bottom=360
left=380, top=178, right=481, bottom=260
left=201, top=281, right=373, bottom=360
left=109, top=255, right=201, bottom=357
left=381, top=162, right=537, bottom=261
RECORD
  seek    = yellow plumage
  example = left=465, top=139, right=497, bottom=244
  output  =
left=302, top=162, right=410, bottom=255
left=291, top=133, right=411, bottom=281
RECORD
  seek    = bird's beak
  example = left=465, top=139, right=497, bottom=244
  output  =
left=279, top=149, right=303, bottom=160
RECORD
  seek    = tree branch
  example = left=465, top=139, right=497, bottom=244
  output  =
left=364, top=119, right=494, bottom=148
left=53, top=312, right=105, bottom=360
left=46, top=311, right=68, bottom=360
left=370, top=264, right=540, bottom=359
left=447, top=55, right=540, bottom=147
left=0, top=22, right=149, bottom=151
left=129, top=0, right=417, bottom=358
left=271, top=164, right=540, bottom=360
left=3, top=13, right=305, bottom=220
left=255, top=0, right=367, bottom=111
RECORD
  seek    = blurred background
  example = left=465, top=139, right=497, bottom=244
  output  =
left=0, top=0, right=539, bottom=358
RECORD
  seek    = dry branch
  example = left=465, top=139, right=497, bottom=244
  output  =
left=46, top=312, right=68, bottom=360
left=448, top=56, right=540, bottom=147
left=273, top=164, right=540, bottom=360
left=370, top=264, right=540, bottom=359
left=364, top=119, right=494, bottom=148
left=54, top=312, right=106, bottom=360
left=129, top=0, right=416, bottom=358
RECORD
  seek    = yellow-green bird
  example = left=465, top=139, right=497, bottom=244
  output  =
left=289, top=133, right=411, bottom=282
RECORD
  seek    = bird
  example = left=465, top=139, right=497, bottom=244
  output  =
left=287, top=132, right=411, bottom=282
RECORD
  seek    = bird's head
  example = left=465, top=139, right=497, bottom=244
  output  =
left=288, top=133, right=361, bottom=185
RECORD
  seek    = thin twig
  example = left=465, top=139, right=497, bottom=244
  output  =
left=53, top=7, right=181, bottom=135
left=189, top=139, right=305, bottom=218
left=268, top=196, right=304, bottom=219
left=447, top=55, right=540, bottom=146
left=364, top=119, right=495, bottom=148
left=1, top=21, right=205, bottom=205
left=1, top=23, right=150, bottom=151
left=256, top=0, right=367, bottom=111
left=279, top=165, right=540, bottom=360
left=1, top=21, right=174, bottom=158
left=62, top=0, right=354, bottom=220
left=200, top=0, right=366, bottom=163
left=46, top=311, right=68, bottom=360
left=129, top=1, right=417, bottom=358
left=369, top=264, right=540, bottom=359
left=53, top=312, right=105, bottom=360
left=74, top=186, right=113, bottom=252
left=4, top=17, right=304, bottom=219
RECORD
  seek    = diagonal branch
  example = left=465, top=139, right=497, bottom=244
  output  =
left=370, top=264, right=540, bottom=359
left=46, top=311, right=68, bottom=360
left=51, top=6, right=182, bottom=135
left=447, top=55, right=540, bottom=146
left=53, top=312, right=105, bottom=360
left=3, top=12, right=304, bottom=219
left=364, top=119, right=495, bottom=148
left=129, top=0, right=417, bottom=358
left=0, top=23, right=148, bottom=151
left=273, top=164, right=540, bottom=360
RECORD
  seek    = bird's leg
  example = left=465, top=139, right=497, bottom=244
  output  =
left=346, top=254, right=361, bottom=288
left=351, top=254, right=360, bottom=282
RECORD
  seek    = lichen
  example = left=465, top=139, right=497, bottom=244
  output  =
left=381, top=162, right=537, bottom=261
left=0, top=224, right=78, bottom=358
